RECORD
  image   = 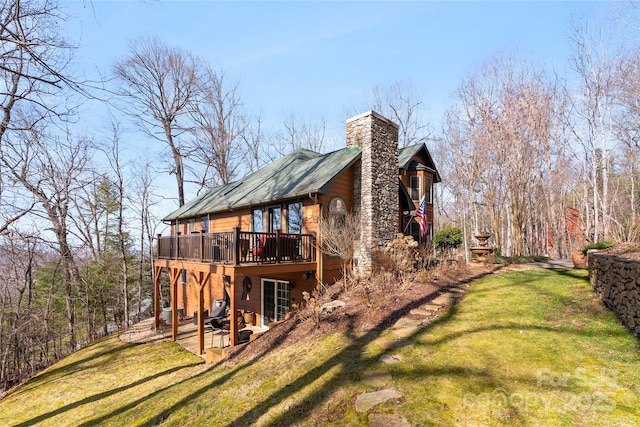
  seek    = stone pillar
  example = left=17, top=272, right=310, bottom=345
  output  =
left=346, top=111, right=399, bottom=276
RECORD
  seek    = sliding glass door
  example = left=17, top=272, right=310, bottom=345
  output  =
left=261, top=279, right=290, bottom=327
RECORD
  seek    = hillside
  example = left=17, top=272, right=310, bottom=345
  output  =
left=1, top=263, right=639, bottom=426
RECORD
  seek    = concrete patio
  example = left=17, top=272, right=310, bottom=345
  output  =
left=120, top=317, right=267, bottom=359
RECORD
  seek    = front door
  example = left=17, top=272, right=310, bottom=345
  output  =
left=261, top=279, right=290, bottom=327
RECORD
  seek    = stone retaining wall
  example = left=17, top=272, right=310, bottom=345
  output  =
left=589, top=252, right=640, bottom=337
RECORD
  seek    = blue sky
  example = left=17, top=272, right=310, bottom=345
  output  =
left=64, top=1, right=609, bottom=141
left=60, top=1, right=618, bottom=226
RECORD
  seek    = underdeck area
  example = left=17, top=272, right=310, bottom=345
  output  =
left=120, top=317, right=268, bottom=359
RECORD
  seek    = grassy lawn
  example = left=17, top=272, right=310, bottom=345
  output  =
left=1, top=267, right=639, bottom=426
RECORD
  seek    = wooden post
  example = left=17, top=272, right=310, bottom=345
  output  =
left=153, top=265, right=163, bottom=329
left=196, top=272, right=210, bottom=355
left=175, top=232, right=180, bottom=259
left=275, top=229, right=281, bottom=263
left=169, top=268, right=180, bottom=341
left=315, top=231, right=323, bottom=285
left=233, top=226, right=241, bottom=266
left=200, top=232, right=204, bottom=262
left=227, top=275, right=238, bottom=346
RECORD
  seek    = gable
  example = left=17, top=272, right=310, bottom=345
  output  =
left=398, top=144, right=441, bottom=183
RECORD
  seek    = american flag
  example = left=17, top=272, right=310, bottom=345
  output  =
left=414, top=195, right=429, bottom=237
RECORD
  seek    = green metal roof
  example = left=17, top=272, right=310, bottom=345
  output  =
left=165, top=143, right=441, bottom=222
left=398, top=143, right=442, bottom=183
left=398, top=144, right=423, bottom=168
left=164, top=146, right=362, bottom=221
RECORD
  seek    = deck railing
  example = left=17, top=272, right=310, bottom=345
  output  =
left=156, top=227, right=316, bottom=265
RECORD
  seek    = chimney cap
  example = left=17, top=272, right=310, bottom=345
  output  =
left=346, top=110, right=399, bottom=129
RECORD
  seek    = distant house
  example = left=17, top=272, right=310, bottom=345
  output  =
left=154, top=111, right=440, bottom=354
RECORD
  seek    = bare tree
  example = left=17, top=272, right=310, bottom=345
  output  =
left=440, top=53, right=564, bottom=257
left=270, top=112, right=328, bottom=159
left=113, top=36, right=201, bottom=206
left=370, top=80, right=432, bottom=148
left=0, top=0, right=76, bottom=232
left=565, top=16, right=619, bottom=244
left=0, top=232, right=39, bottom=390
left=611, top=49, right=640, bottom=241
left=318, top=212, right=360, bottom=282
left=187, top=66, right=247, bottom=190
left=240, top=114, right=268, bottom=173
left=100, top=121, right=131, bottom=327
left=0, top=121, right=92, bottom=351
left=128, top=161, right=160, bottom=322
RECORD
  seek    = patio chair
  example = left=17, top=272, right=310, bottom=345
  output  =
left=210, top=299, right=227, bottom=318
left=208, top=299, right=229, bottom=348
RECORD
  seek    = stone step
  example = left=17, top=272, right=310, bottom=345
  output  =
left=410, top=307, right=437, bottom=317
left=379, top=354, right=403, bottom=364
left=431, top=293, right=460, bottom=306
left=361, top=370, right=393, bottom=388
left=391, top=326, right=422, bottom=338
left=368, top=413, right=411, bottom=427
left=392, top=317, right=423, bottom=329
left=355, top=389, right=402, bottom=412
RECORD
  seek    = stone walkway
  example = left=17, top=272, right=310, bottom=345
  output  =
left=356, top=281, right=470, bottom=426
left=354, top=260, right=576, bottom=425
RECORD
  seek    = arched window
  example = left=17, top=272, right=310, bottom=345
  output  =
left=329, top=197, right=347, bottom=223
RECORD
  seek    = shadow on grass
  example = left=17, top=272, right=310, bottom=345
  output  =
left=10, top=338, right=136, bottom=397
left=16, top=362, right=202, bottom=427
left=133, top=267, right=502, bottom=426
left=20, top=265, right=630, bottom=426
left=222, top=265, right=636, bottom=426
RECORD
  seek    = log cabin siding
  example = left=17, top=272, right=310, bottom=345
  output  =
left=180, top=272, right=226, bottom=319
left=209, top=209, right=252, bottom=232
left=302, top=203, right=320, bottom=235
left=323, top=165, right=355, bottom=209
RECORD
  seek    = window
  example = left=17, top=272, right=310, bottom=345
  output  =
left=404, top=215, right=420, bottom=243
left=287, top=202, right=303, bottom=234
left=252, top=209, right=264, bottom=232
left=268, top=206, right=282, bottom=232
left=187, top=218, right=196, bottom=233
left=403, top=215, right=432, bottom=243
left=201, top=216, right=209, bottom=233
left=253, top=206, right=283, bottom=232
left=181, top=269, right=187, bottom=285
left=424, top=176, right=433, bottom=204
left=409, top=175, right=421, bottom=200
left=329, top=197, right=347, bottom=222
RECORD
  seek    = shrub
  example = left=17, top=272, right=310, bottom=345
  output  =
left=434, top=226, right=463, bottom=260
left=581, top=240, right=615, bottom=256
left=434, top=226, right=463, bottom=249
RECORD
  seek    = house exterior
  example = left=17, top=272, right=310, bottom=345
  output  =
left=154, top=111, right=440, bottom=354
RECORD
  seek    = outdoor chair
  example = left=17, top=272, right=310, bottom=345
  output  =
left=208, top=299, right=229, bottom=348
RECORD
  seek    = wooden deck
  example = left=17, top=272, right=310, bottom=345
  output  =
left=156, top=228, right=316, bottom=266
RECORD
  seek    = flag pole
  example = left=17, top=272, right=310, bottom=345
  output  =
left=403, top=211, right=416, bottom=234
left=404, top=194, right=426, bottom=235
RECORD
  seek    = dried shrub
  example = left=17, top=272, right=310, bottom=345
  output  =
left=319, top=212, right=360, bottom=289
left=292, top=282, right=323, bottom=324
left=373, top=233, right=422, bottom=274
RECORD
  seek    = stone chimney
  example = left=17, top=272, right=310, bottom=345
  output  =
left=346, top=111, right=399, bottom=276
